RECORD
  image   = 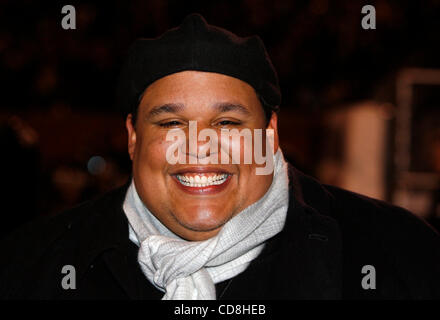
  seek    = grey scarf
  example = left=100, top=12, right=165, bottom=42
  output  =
left=123, top=149, right=290, bottom=300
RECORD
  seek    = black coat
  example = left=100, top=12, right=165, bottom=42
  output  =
left=1, top=165, right=439, bottom=299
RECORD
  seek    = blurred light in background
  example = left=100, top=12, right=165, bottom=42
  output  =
left=87, top=155, right=106, bottom=175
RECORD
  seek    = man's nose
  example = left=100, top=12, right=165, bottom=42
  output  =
left=184, top=121, right=220, bottom=162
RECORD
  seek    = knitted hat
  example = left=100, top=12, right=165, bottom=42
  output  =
left=117, top=13, right=281, bottom=114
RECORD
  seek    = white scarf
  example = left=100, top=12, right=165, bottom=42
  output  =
left=123, top=149, right=290, bottom=300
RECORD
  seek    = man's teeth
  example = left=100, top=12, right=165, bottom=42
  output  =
left=176, top=174, right=229, bottom=187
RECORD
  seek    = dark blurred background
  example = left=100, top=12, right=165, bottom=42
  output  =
left=1, top=0, right=439, bottom=237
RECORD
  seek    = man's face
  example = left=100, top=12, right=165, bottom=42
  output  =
left=126, top=71, right=279, bottom=241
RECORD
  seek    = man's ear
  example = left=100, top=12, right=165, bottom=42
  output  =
left=267, top=111, right=279, bottom=153
left=126, top=114, right=136, bottom=161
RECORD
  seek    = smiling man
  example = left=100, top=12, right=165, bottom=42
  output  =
left=1, top=14, right=440, bottom=300
left=119, top=18, right=289, bottom=297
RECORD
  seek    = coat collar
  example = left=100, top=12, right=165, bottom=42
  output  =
left=74, top=165, right=343, bottom=299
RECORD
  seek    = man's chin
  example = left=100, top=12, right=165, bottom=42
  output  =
left=170, top=211, right=232, bottom=240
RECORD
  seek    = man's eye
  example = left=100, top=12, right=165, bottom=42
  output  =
left=159, top=121, right=182, bottom=128
left=217, top=120, right=240, bottom=126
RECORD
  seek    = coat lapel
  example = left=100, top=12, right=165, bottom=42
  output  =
left=279, top=166, right=342, bottom=299
left=282, top=166, right=343, bottom=299
left=75, top=183, right=161, bottom=299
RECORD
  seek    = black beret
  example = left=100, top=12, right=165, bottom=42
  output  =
left=117, top=13, right=281, bottom=114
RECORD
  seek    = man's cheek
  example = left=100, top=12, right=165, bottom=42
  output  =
left=134, top=136, right=170, bottom=169
left=218, top=132, right=252, bottom=165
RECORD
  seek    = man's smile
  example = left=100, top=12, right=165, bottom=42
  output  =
left=170, top=168, right=234, bottom=195
left=175, top=172, right=230, bottom=187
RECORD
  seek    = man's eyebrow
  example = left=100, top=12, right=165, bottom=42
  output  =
left=148, top=103, right=185, bottom=117
left=213, top=102, right=251, bottom=115
left=147, top=102, right=251, bottom=117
